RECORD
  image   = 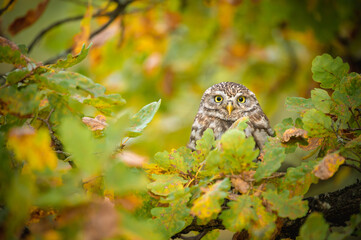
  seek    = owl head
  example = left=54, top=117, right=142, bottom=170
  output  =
left=198, top=82, right=260, bottom=122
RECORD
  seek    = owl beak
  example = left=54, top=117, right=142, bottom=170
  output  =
left=226, top=102, right=234, bottom=116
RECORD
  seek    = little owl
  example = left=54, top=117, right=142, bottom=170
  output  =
left=188, top=82, right=274, bottom=151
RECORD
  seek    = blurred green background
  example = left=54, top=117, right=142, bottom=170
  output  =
left=1, top=0, right=361, bottom=190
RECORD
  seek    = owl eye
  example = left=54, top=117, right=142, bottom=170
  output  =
left=238, top=96, right=246, bottom=103
left=214, top=95, right=223, bottom=103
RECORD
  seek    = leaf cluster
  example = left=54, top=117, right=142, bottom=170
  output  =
left=0, top=38, right=163, bottom=240
left=145, top=54, right=361, bottom=240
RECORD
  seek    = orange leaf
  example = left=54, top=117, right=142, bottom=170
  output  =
left=313, top=153, right=345, bottom=180
left=281, top=127, right=308, bottom=142
left=299, top=137, right=323, bottom=151
left=8, top=0, right=49, bottom=35
left=231, top=178, right=250, bottom=194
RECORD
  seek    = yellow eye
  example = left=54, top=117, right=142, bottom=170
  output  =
left=238, top=96, right=246, bottom=103
left=214, top=95, right=223, bottom=103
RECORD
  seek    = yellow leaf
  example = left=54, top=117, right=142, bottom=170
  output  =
left=313, top=153, right=345, bottom=180
left=8, top=127, right=57, bottom=170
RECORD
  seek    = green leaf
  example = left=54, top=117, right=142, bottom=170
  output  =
left=151, top=195, right=191, bottom=238
left=190, top=178, right=230, bottom=219
left=303, top=109, right=333, bottom=137
left=6, top=69, right=31, bottom=85
left=147, top=174, right=187, bottom=196
left=0, top=44, right=28, bottom=67
left=128, top=99, right=161, bottom=137
left=311, top=54, right=349, bottom=89
left=195, top=128, right=215, bottom=158
left=249, top=197, right=277, bottom=239
left=280, top=160, right=319, bottom=196
left=332, top=73, right=361, bottom=114
left=221, top=195, right=276, bottom=238
left=254, top=140, right=286, bottom=181
left=104, top=162, right=147, bottom=194
left=42, top=71, right=105, bottom=97
left=285, top=97, right=314, bottom=114
left=151, top=147, right=193, bottom=173
left=311, top=88, right=332, bottom=113
left=263, top=190, right=308, bottom=219
left=49, top=43, right=92, bottom=69
left=0, top=84, right=40, bottom=116
left=206, top=129, right=258, bottom=175
left=299, top=212, right=329, bottom=240
left=59, top=117, right=99, bottom=174
left=220, top=195, right=257, bottom=231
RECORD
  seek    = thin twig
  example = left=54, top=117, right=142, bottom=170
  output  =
left=0, top=0, right=15, bottom=15
left=55, top=150, right=71, bottom=156
left=43, top=0, right=133, bottom=64
left=28, top=11, right=110, bottom=53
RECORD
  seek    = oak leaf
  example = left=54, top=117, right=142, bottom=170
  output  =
left=313, top=153, right=345, bottom=180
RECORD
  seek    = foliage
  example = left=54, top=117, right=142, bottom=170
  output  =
left=0, top=38, right=163, bottom=239
left=144, top=53, right=361, bottom=239
left=1, top=0, right=361, bottom=239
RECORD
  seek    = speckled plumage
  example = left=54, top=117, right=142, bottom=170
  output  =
left=188, top=82, right=274, bottom=151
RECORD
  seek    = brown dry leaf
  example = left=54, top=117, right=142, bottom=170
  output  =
left=116, top=150, right=148, bottom=167
left=313, top=153, right=345, bottom=180
left=72, top=5, right=92, bottom=54
left=282, top=127, right=308, bottom=143
left=231, top=178, right=250, bottom=194
left=82, top=115, right=107, bottom=131
left=299, top=137, right=323, bottom=151
left=8, top=0, right=49, bottom=35
left=240, top=170, right=256, bottom=182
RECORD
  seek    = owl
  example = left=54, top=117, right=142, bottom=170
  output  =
left=187, top=82, right=274, bottom=151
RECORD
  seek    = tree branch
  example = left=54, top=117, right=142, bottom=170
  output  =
left=43, top=0, right=133, bottom=64
left=172, top=181, right=361, bottom=240
left=0, top=0, right=15, bottom=16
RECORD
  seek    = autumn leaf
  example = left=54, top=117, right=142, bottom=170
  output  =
left=82, top=115, right=108, bottom=131
left=8, top=0, right=49, bottom=35
left=313, top=153, right=345, bottom=180
left=231, top=177, right=250, bottom=194
left=191, top=178, right=230, bottom=219
left=281, top=127, right=308, bottom=143
left=7, top=127, right=57, bottom=170
left=151, top=196, right=191, bottom=238
left=0, top=36, right=34, bottom=68
left=147, top=174, right=187, bottom=196
left=220, top=195, right=257, bottom=231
